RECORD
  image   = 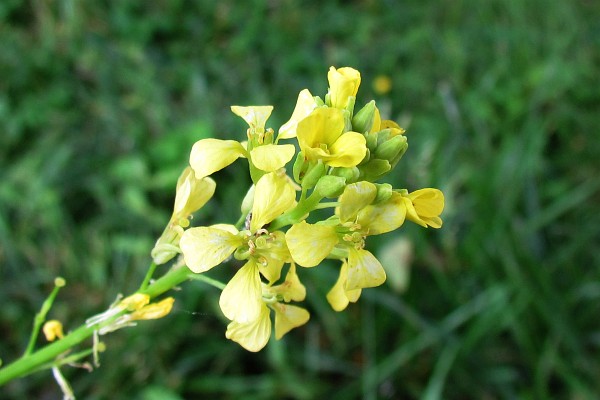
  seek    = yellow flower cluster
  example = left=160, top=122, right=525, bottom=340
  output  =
left=156, top=67, right=444, bottom=352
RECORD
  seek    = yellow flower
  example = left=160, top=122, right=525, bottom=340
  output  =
left=328, top=66, right=361, bottom=109
left=43, top=320, right=65, bottom=342
left=181, top=171, right=296, bottom=324
left=151, top=167, right=216, bottom=265
left=224, top=265, right=310, bottom=351
left=402, top=188, right=444, bottom=228
left=296, top=107, right=367, bottom=168
left=231, top=106, right=295, bottom=172
left=172, top=167, right=216, bottom=225
left=278, top=89, right=318, bottom=139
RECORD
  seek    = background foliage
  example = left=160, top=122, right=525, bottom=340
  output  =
left=1, top=0, right=599, bottom=398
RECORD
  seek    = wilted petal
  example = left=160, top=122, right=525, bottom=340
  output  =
left=180, top=226, right=242, bottom=273
left=219, top=260, right=263, bottom=323
left=272, top=303, right=310, bottom=340
left=250, top=144, right=295, bottom=172
left=345, top=248, right=386, bottom=290
left=189, top=139, right=246, bottom=179
left=251, top=172, right=296, bottom=231
left=225, top=303, right=271, bottom=352
left=285, top=221, right=338, bottom=267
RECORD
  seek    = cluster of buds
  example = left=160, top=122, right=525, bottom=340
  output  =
left=151, top=67, right=444, bottom=351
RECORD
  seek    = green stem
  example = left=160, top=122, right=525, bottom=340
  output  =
left=269, top=190, right=323, bottom=231
left=0, top=265, right=191, bottom=387
left=24, top=279, right=64, bottom=356
left=139, top=262, right=158, bottom=291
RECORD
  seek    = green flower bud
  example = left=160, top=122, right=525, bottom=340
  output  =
left=359, top=159, right=391, bottom=182
left=330, top=166, right=360, bottom=183
left=374, top=183, right=393, bottom=203
left=352, top=100, right=377, bottom=134
left=313, top=175, right=347, bottom=198
left=389, top=136, right=408, bottom=169
left=365, top=131, right=378, bottom=152
left=301, top=160, right=326, bottom=190
left=293, top=151, right=306, bottom=183
left=374, top=135, right=407, bottom=163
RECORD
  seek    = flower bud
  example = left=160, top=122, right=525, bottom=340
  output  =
left=374, top=135, right=408, bottom=164
left=352, top=100, right=377, bottom=134
left=300, top=160, right=326, bottom=190
left=313, top=175, right=347, bottom=198
left=373, top=183, right=393, bottom=203
left=358, top=159, right=391, bottom=182
left=327, top=67, right=361, bottom=109
left=330, top=166, right=360, bottom=183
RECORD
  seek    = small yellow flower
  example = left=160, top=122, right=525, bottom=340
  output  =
left=43, top=320, right=64, bottom=342
left=271, top=302, right=309, bottom=340
left=296, top=107, right=367, bottom=168
left=151, top=167, right=216, bottom=265
left=328, top=66, right=361, bottom=109
left=231, top=106, right=295, bottom=172
left=402, top=188, right=444, bottom=228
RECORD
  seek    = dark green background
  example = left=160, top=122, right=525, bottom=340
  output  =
left=1, top=0, right=599, bottom=398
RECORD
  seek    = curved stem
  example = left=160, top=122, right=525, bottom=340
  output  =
left=0, top=264, right=192, bottom=387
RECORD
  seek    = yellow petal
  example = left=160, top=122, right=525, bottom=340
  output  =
left=231, top=106, right=273, bottom=130
left=250, top=144, right=295, bottom=172
left=278, top=89, right=317, bottom=139
left=270, top=263, right=306, bottom=302
left=219, top=260, right=263, bottom=323
left=326, top=262, right=362, bottom=311
left=272, top=303, right=310, bottom=340
left=225, top=303, right=271, bottom=352
left=297, top=107, right=345, bottom=150
left=328, top=66, right=361, bottom=109
left=337, top=181, right=377, bottom=223
left=251, top=172, right=296, bottom=231
left=285, top=221, right=338, bottom=267
left=408, top=188, right=445, bottom=218
left=173, top=167, right=216, bottom=220
left=345, top=248, right=386, bottom=290
left=180, top=226, right=242, bottom=273
left=357, top=192, right=408, bottom=235
left=130, top=297, right=175, bottom=321
left=328, top=131, right=367, bottom=168
left=189, top=139, right=246, bottom=179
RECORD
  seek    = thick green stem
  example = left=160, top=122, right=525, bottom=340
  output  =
left=0, top=265, right=191, bottom=387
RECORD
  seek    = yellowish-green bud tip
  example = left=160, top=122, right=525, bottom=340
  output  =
left=54, top=277, right=66, bottom=287
left=97, top=342, right=107, bottom=352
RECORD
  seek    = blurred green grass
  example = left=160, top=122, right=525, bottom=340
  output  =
left=1, top=0, right=599, bottom=399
